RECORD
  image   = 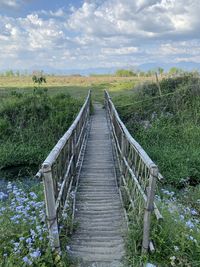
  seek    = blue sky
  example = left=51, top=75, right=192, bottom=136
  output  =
left=0, top=0, right=200, bottom=73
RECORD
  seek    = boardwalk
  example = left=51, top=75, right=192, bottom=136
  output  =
left=39, top=91, right=161, bottom=267
left=70, top=104, right=126, bottom=267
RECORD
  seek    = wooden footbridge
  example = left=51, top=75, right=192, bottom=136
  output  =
left=36, top=91, right=163, bottom=267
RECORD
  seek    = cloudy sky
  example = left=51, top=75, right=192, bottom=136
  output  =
left=0, top=0, right=200, bottom=72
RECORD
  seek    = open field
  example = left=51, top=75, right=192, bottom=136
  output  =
left=0, top=75, right=152, bottom=102
left=0, top=74, right=200, bottom=266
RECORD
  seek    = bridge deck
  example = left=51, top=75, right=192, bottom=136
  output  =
left=70, top=104, right=126, bottom=267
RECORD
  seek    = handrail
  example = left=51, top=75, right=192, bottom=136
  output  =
left=43, top=91, right=91, bottom=167
left=37, top=90, right=91, bottom=251
left=104, top=90, right=163, bottom=253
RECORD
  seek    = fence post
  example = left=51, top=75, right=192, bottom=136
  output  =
left=142, top=165, right=158, bottom=253
left=72, top=129, right=77, bottom=176
left=121, top=133, right=126, bottom=175
left=42, top=164, right=60, bottom=252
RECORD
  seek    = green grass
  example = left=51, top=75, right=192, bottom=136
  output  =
left=0, top=181, right=72, bottom=267
left=0, top=88, right=82, bottom=177
left=0, top=75, right=143, bottom=177
left=113, top=74, right=200, bottom=187
left=112, top=74, right=200, bottom=266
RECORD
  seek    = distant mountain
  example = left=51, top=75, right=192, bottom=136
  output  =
left=36, top=62, right=200, bottom=75
left=1, top=62, right=200, bottom=76
left=137, top=62, right=200, bottom=72
left=29, top=65, right=117, bottom=76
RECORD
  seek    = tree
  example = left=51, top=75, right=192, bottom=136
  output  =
left=5, top=70, right=14, bottom=77
left=168, top=67, right=183, bottom=76
left=32, top=71, right=46, bottom=85
left=115, top=69, right=137, bottom=77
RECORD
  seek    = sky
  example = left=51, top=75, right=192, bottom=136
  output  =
left=0, top=0, right=200, bottom=73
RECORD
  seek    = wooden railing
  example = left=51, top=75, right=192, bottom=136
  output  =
left=104, top=90, right=163, bottom=253
left=36, top=90, right=91, bottom=251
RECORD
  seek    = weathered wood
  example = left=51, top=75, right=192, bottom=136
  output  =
left=42, top=164, right=60, bottom=251
left=142, top=166, right=158, bottom=253
left=37, top=90, right=91, bottom=251
left=104, top=90, right=163, bottom=254
left=70, top=104, right=126, bottom=266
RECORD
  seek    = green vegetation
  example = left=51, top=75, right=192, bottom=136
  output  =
left=1, top=73, right=200, bottom=266
left=112, top=73, right=200, bottom=266
left=0, top=181, right=71, bottom=267
left=115, top=69, right=137, bottom=77
left=0, top=89, right=82, bottom=177
left=113, top=74, right=200, bottom=187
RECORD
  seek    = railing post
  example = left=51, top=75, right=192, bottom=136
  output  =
left=72, top=129, right=77, bottom=175
left=142, top=165, right=158, bottom=253
left=42, top=164, right=60, bottom=252
left=121, top=133, right=126, bottom=176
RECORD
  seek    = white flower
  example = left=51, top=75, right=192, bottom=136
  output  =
left=174, top=246, right=179, bottom=251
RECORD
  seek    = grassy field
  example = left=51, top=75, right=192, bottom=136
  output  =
left=112, top=73, right=200, bottom=266
left=0, top=75, right=151, bottom=102
left=1, top=74, right=200, bottom=266
left=0, top=75, right=148, bottom=177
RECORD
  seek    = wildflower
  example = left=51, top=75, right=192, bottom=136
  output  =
left=30, top=249, right=41, bottom=258
left=191, top=209, right=198, bottom=215
left=170, top=256, right=176, bottom=266
left=186, top=220, right=195, bottom=228
left=16, top=205, right=24, bottom=212
left=26, top=237, right=32, bottom=244
left=30, top=229, right=36, bottom=239
left=174, top=246, right=179, bottom=251
left=0, top=192, right=8, bottom=200
left=7, top=182, right=12, bottom=191
left=23, top=256, right=32, bottom=265
left=29, top=192, right=37, bottom=199
left=10, top=214, right=21, bottom=222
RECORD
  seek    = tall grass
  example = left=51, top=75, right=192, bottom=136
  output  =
left=0, top=89, right=82, bottom=177
left=113, top=74, right=200, bottom=266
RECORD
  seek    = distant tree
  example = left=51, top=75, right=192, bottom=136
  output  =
left=168, top=67, right=183, bottom=76
left=5, top=70, right=14, bottom=77
left=115, top=69, right=136, bottom=77
left=32, top=71, right=46, bottom=85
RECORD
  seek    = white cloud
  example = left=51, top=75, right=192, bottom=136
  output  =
left=0, top=0, right=200, bottom=71
left=102, top=47, right=138, bottom=55
left=0, top=0, right=18, bottom=7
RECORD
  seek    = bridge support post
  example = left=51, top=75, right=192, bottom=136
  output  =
left=121, top=134, right=126, bottom=183
left=42, top=164, right=60, bottom=252
left=142, top=165, right=158, bottom=253
left=72, top=129, right=77, bottom=176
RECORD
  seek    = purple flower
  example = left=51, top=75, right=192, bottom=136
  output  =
left=29, top=192, right=37, bottom=200
left=186, top=220, right=195, bottom=228
left=30, top=249, right=41, bottom=258
left=23, top=256, right=32, bottom=265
